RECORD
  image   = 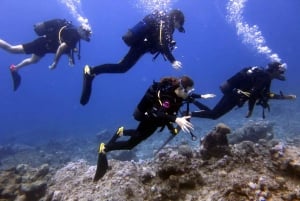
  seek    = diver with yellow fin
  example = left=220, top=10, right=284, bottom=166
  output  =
left=93, top=75, right=215, bottom=181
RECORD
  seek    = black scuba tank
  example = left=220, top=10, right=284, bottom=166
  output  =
left=34, top=19, right=71, bottom=36
left=122, top=20, right=150, bottom=46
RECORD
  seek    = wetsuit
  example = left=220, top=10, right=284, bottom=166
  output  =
left=105, top=81, right=183, bottom=152
left=192, top=66, right=273, bottom=119
left=90, top=11, right=177, bottom=75
left=22, top=24, right=80, bottom=57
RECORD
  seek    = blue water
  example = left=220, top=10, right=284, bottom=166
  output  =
left=0, top=0, right=299, bottom=145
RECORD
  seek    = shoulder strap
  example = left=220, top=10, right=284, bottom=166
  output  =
left=58, top=26, right=67, bottom=44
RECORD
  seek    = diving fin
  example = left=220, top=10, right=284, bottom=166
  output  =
left=93, top=153, right=108, bottom=182
left=10, top=68, right=21, bottom=91
left=80, top=65, right=94, bottom=105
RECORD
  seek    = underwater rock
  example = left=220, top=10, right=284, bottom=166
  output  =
left=229, top=120, right=274, bottom=144
left=200, top=123, right=231, bottom=159
left=0, top=163, right=52, bottom=201
left=41, top=140, right=300, bottom=201
left=20, top=180, right=47, bottom=200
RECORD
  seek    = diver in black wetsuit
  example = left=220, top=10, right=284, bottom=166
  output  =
left=80, top=9, right=186, bottom=105
left=93, top=75, right=203, bottom=181
left=192, top=62, right=297, bottom=119
left=0, top=19, right=91, bottom=91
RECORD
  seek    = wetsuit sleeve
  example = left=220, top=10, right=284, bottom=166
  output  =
left=193, top=100, right=212, bottom=111
left=268, top=92, right=296, bottom=100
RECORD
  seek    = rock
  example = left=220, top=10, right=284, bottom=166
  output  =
left=34, top=163, right=49, bottom=179
left=51, top=190, right=63, bottom=201
left=20, top=180, right=47, bottom=200
left=200, top=123, right=231, bottom=159
left=15, top=164, right=29, bottom=175
left=229, top=120, right=274, bottom=144
left=178, top=144, right=193, bottom=158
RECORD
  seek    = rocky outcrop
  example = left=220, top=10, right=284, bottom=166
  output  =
left=0, top=163, right=52, bottom=201
left=228, top=120, right=274, bottom=144
left=42, top=141, right=300, bottom=201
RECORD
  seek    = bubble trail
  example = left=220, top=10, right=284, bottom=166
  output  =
left=226, top=0, right=282, bottom=62
left=58, top=0, right=91, bottom=30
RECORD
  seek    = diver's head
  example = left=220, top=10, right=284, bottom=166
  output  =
left=176, top=75, right=194, bottom=99
left=168, top=9, right=185, bottom=33
left=78, top=24, right=92, bottom=42
left=266, top=61, right=287, bottom=81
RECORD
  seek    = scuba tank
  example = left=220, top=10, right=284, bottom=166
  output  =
left=122, top=20, right=150, bottom=46
left=34, top=19, right=71, bottom=36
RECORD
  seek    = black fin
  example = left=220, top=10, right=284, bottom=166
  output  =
left=80, top=69, right=94, bottom=105
left=93, top=153, right=108, bottom=182
left=11, top=70, right=21, bottom=91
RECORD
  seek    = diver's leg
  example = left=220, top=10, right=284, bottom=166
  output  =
left=92, top=46, right=145, bottom=75
left=0, top=39, right=24, bottom=53
left=80, top=47, right=146, bottom=105
left=94, top=121, right=157, bottom=181
left=14, top=54, right=41, bottom=70
left=192, top=95, right=236, bottom=119
left=106, top=122, right=157, bottom=152
left=93, top=126, right=141, bottom=182
left=9, top=54, right=41, bottom=91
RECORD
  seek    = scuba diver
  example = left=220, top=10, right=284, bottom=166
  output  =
left=80, top=9, right=186, bottom=105
left=0, top=18, right=92, bottom=91
left=93, top=75, right=215, bottom=182
left=192, top=62, right=297, bottom=119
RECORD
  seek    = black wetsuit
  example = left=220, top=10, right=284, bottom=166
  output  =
left=90, top=11, right=177, bottom=75
left=22, top=24, right=80, bottom=57
left=80, top=11, right=178, bottom=105
left=192, top=66, right=273, bottom=119
left=105, top=81, right=183, bottom=152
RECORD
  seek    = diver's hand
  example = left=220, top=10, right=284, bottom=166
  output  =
left=172, top=60, right=182, bottom=70
left=49, top=62, right=57, bottom=70
left=68, top=57, right=74, bottom=67
left=201, top=94, right=216, bottom=99
left=284, top=94, right=297, bottom=100
left=175, top=116, right=194, bottom=133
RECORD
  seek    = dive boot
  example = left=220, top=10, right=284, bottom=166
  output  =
left=80, top=65, right=95, bottom=105
left=94, top=143, right=108, bottom=182
left=10, top=65, right=21, bottom=91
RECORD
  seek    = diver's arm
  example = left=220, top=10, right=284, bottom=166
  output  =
left=49, top=42, right=68, bottom=70
left=161, top=45, right=182, bottom=69
left=193, top=100, right=212, bottom=111
left=269, top=92, right=296, bottom=100
left=158, top=21, right=182, bottom=69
